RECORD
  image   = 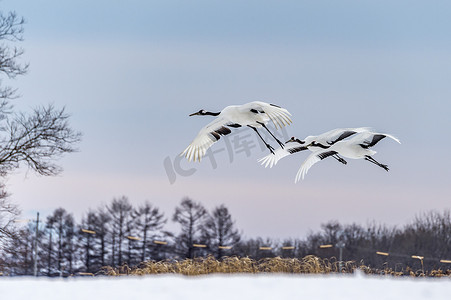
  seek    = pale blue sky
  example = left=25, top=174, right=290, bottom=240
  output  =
left=2, top=0, right=451, bottom=238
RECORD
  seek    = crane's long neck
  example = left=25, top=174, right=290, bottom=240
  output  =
left=294, top=138, right=304, bottom=144
left=204, top=111, right=220, bottom=116
left=313, top=142, right=330, bottom=149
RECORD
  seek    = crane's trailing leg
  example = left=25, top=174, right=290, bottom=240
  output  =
left=365, top=156, right=389, bottom=171
left=257, top=121, right=285, bottom=149
left=333, top=154, right=347, bottom=165
left=248, top=125, right=275, bottom=154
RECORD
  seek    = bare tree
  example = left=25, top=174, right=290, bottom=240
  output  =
left=0, top=105, right=81, bottom=176
left=0, top=11, right=27, bottom=108
left=0, top=9, right=81, bottom=247
left=0, top=10, right=80, bottom=177
left=0, top=185, right=17, bottom=241
left=0, top=223, right=34, bottom=275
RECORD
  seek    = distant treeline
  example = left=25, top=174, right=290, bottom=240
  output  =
left=0, top=196, right=450, bottom=276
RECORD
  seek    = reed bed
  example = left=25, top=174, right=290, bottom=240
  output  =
left=101, top=255, right=451, bottom=277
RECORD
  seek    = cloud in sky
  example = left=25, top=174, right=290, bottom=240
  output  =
left=2, top=0, right=451, bottom=238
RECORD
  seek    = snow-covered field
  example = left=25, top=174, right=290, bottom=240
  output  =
left=1, top=273, right=450, bottom=300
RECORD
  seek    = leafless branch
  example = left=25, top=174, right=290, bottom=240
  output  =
left=0, top=105, right=82, bottom=176
left=0, top=11, right=28, bottom=102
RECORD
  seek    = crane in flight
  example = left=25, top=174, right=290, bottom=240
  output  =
left=295, top=131, right=401, bottom=182
left=259, top=127, right=370, bottom=168
left=182, top=101, right=292, bottom=162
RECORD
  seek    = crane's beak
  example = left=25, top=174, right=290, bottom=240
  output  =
left=189, top=112, right=200, bottom=116
left=285, top=138, right=296, bottom=143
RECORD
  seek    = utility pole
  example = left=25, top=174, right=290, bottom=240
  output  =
left=34, top=212, right=39, bottom=277
left=336, top=240, right=345, bottom=273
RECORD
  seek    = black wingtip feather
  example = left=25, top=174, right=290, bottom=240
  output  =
left=317, top=151, right=338, bottom=160
left=287, top=146, right=308, bottom=154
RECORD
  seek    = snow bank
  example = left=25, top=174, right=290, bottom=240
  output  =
left=1, top=273, right=450, bottom=300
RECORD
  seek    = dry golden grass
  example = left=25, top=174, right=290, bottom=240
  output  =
left=101, top=255, right=451, bottom=277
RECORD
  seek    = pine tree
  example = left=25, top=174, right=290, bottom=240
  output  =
left=132, top=201, right=166, bottom=262
left=172, top=198, right=209, bottom=259
left=107, top=196, right=133, bottom=266
left=44, top=208, right=75, bottom=276
left=78, top=211, right=98, bottom=273
left=203, top=204, right=241, bottom=259
left=94, top=208, right=111, bottom=267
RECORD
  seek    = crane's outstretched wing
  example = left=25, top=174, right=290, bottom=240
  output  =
left=241, top=101, right=292, bottom=130
left=295, top=150, right=338, bottom=183
left=351, top=132, right=401, bottom=149
left=181, top=117, right=240, bottom=162
left=320, top=127, right=371, bottom=145
left=258, top=143, right=308, bottom=168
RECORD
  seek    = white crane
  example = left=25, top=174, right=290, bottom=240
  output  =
left=295, top=131, right=401, bottom=182
left=182, top=101, right=292, bottom=162
left=259, top=127, right=370, bottom=168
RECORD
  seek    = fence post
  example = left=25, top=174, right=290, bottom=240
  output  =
left=34, top=212, right=40, bottom=277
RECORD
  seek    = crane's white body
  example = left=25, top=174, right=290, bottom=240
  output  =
left=302, top=127, right=371, bottom=147
left=259, top=127, right=370, bottom=168
left=182, top=101, right=292, bottom=162
left=296, top=131, right=400, bottom=182
left=330, top=131, right=400, bottom=159
left=219, top=105, right=269, bottom=127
